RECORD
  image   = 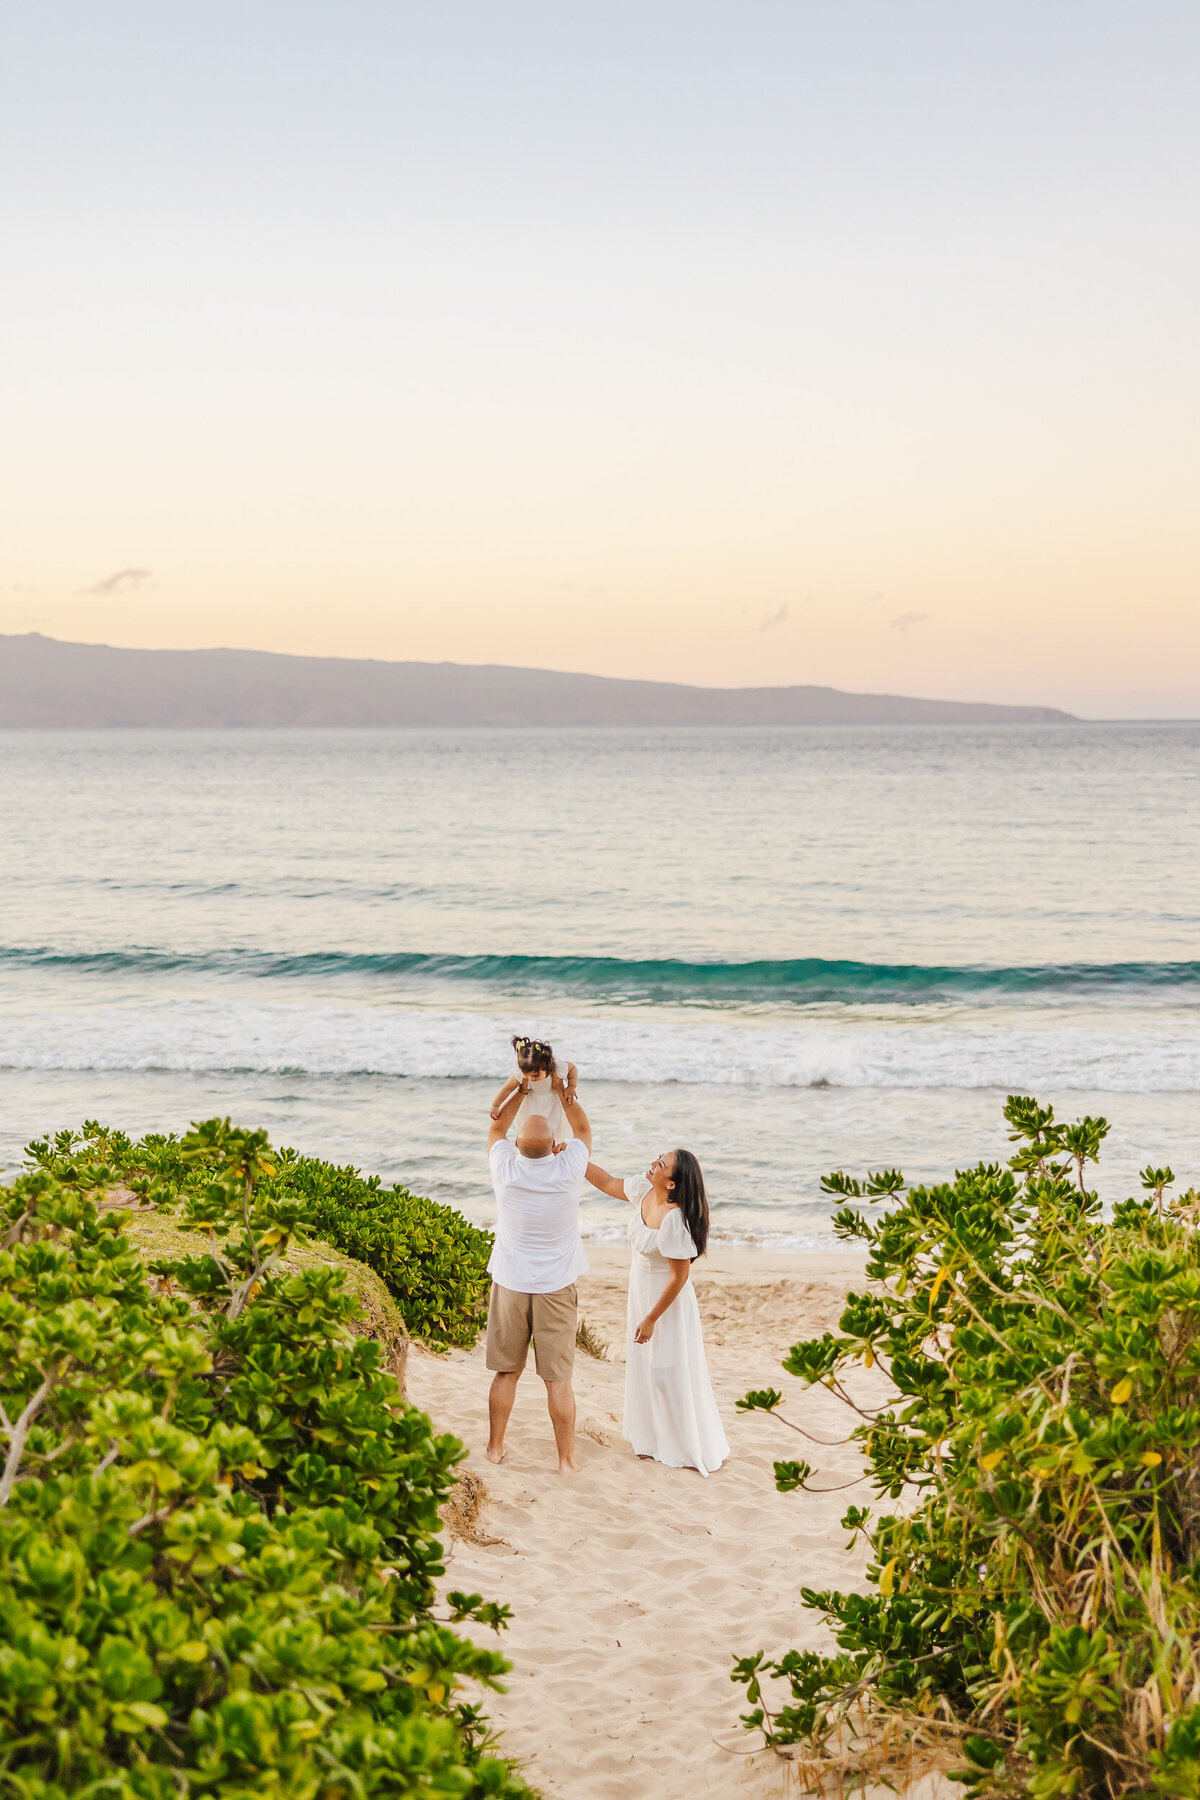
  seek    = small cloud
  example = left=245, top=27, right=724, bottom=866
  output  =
left=85, top=567, right=153, bottom=597
left=866, top=591, right=886, bottom=607
left=758, top=601, right=790, bottom=632
left=890, top=611, right=928, bottom=633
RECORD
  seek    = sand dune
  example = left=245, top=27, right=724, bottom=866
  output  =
left=406, top=1246, right=887, bottom=1798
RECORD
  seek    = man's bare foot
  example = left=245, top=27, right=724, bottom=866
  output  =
left=486, top=1445, right=507, bottom=1465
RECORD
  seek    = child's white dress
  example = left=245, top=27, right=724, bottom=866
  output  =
left=514, top=1071, right=571, bottom=1141
left=622, top=1176, right=729, bottom=1477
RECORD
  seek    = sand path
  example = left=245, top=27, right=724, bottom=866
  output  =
left=406, top=1247, right=881, bottom=1798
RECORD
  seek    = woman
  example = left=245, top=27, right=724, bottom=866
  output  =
left=586, top=1149, right=729, bottom=1477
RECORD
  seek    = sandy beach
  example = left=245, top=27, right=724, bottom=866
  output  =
left=406, top=1246, right=885, bottom=1798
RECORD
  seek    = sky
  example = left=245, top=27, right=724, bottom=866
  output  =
left=2, top=2, right=1198, bottom=717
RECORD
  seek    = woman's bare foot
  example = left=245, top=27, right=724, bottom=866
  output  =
left=486, top=1445, right=507, bottom=1465
left=557, top=1456, right=578, bottom=1475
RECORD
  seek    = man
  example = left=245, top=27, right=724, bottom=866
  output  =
left=485, top=1075, right=592, bottom=1474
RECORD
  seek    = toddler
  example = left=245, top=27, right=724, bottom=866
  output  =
left=490, top=1035, right=578, bottom=1142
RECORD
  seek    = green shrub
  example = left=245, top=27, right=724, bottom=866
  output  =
left=734, top=1097, right=1200, bottom=1800
left=1, top=1120, right=533, bottom=1799
left=269, top=1152, right=492, bottom=1350
left=26, top=1125, right=493, bottom=1350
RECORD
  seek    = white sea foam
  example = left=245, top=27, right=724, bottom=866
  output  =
left=1, top=993, right=1197, bottom=1092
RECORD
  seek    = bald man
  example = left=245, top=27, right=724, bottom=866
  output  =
left=485, top=1076, right=593, bottom=1473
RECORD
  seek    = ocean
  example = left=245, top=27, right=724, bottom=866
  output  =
left=2, top=722, right=1197, bottom=1247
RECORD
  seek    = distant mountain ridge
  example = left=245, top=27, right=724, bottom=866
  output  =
left=0, top=633, right=1076, bottom=727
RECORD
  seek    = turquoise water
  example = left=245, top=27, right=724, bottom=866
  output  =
left=2, top=723, right=1197, bottom=1244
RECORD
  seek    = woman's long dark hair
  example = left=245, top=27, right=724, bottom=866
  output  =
left=668, top=1149, right=709, bottom=1258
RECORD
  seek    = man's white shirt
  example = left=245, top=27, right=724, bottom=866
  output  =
left=487, top=1137, right=590, bottom=1293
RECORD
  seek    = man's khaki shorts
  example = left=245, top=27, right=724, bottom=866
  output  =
left=486, top=1282, right=578, bottom=1383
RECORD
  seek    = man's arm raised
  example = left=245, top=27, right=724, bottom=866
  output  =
left=489, top=1073, right=520, bottom=1121
left=488, top=1081, right=526, bottom=1149
left=554, top=1075, right=592, bottom=1153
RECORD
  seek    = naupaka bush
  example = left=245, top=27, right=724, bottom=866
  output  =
left=268, top=1150, right=493, bottom=1350
left=27, top=1124, right=494, bottom=1350
left=735, top=1097, right=1200, bottom=1800
left=0, top=1119, right=532, bottom=1798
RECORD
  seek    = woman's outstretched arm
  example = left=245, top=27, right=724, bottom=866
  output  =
left=585, top=1161, right=628, bottom=1200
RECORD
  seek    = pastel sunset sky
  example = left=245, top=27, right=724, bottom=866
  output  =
left=2, top=3, right=1198, bottom=716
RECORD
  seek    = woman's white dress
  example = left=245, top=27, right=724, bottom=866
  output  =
left=623, top=1178, right=729, bottom=1477
left=514, top=1071, right=571, bottom=1141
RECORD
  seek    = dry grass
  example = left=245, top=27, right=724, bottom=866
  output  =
left=757, top=1704, right=966, bottom=1800
left=442, top=1468, right=507, bottom=1547
left=575, top=1316, right=609, bottom=1359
